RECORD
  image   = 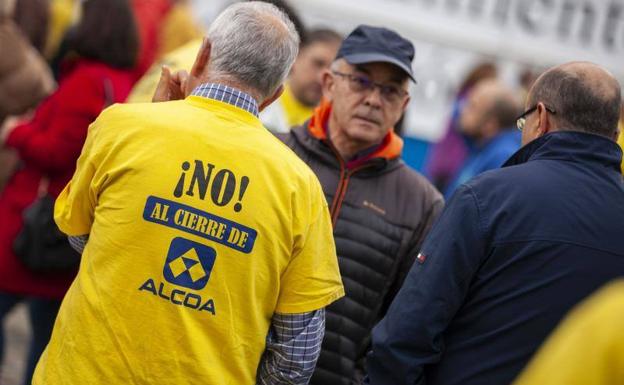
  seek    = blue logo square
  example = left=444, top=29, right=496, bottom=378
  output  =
left=163, top=237, right=216, bottom=290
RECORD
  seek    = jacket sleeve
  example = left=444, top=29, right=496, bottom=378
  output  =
left=5, top=69, right=104, bottom=174
left=382, top=193, right=445, bottom=314
left=366, top=184, right=486, bottom=385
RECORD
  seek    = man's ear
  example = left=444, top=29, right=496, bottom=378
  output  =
left=321, top=69, right=335, bottom=102
left=401, top=95, right=411, bottom=113
left=184, top=38, right=212, bottom=96
left=535, top=102, right=552, bottom=137
left=612, top=127, right=621, bottom=142
left=289, top=53, right=302, bottom=77
left=258, top=85, right=284, bottom=112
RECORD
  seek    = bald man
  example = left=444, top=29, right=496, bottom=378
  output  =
left=366, top=61, right=624, bottom=385
left=444, top=79, right=521, bottom=197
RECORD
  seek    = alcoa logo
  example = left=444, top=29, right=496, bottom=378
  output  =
left=139, top=237, right=217, bottom=315
left=164, top=242, right=212, bottom=290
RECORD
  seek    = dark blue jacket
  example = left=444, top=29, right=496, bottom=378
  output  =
left=367, top=131, right=624, bottom=385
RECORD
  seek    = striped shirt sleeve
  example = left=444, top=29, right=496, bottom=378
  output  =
left=256, top=309, right=325, bottom=384
left=68, top=234, right=89, bottom=254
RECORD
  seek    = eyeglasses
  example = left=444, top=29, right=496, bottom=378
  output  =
left=332, top=71, right=408, bottom=104
left=516, top=104, right=556, bottom=131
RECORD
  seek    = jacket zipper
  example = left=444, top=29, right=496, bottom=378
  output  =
left=326, top=143, right=371, bottom=228
left=330, top=169, right=354, bottom=227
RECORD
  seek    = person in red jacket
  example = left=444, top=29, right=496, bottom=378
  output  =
left=131, top=0, right=173, bottom=79
left=0, top=0, right=138, bottom=383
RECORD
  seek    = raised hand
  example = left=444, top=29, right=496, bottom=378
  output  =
left=152, top=38, right=212, bottom=103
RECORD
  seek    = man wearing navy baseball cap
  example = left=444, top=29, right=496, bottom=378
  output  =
left=277, top=25, right=443, bottom=385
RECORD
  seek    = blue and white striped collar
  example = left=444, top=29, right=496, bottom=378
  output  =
left=190, top=83, right=259, bottom=117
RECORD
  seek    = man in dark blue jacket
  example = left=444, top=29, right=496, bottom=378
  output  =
left=366, top=61, right=624, bottom=385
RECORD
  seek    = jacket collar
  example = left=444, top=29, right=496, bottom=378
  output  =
left=503, top=131, right=622, bottom=172
left=308, top=98, right=404, bottom=167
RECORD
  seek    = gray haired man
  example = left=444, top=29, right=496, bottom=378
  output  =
left=34, top=3, right=344, bottom=384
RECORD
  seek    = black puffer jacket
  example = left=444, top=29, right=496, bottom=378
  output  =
left=278, top=121, right=443, bottom=385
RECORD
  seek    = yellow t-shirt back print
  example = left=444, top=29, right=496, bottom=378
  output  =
left=34, top=96, right=344, bottom=385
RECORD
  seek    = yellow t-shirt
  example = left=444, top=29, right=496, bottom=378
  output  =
left=34, top=97, right=344, bottom=384
left=513, top=280, right=624, bottom=385
left=281, top=85, right=315, bottom=128
left=45, top=0, right=78, bottom=60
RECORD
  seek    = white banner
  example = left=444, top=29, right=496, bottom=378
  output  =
left=295, top=0, right=624, bottom=140
left=296, top=0, right=623, bottom=79
left=194, top=0, right=623, bottom=140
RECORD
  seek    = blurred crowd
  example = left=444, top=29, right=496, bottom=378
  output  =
left=0, top=1, right=623, bottom=385
left=0, top=1, right=203, bottom=383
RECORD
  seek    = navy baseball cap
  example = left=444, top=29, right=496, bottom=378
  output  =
left=336, top=25, right=416, bottom=82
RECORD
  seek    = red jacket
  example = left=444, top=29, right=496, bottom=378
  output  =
left=0, top=59, right=134, bottom=299
left=131, top=0, right=172, bottom=79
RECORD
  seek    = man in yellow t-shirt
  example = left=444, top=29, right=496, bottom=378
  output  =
left=513, top=280, right=624, bottom=385
left=33, top=3, right=344, bottom=385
